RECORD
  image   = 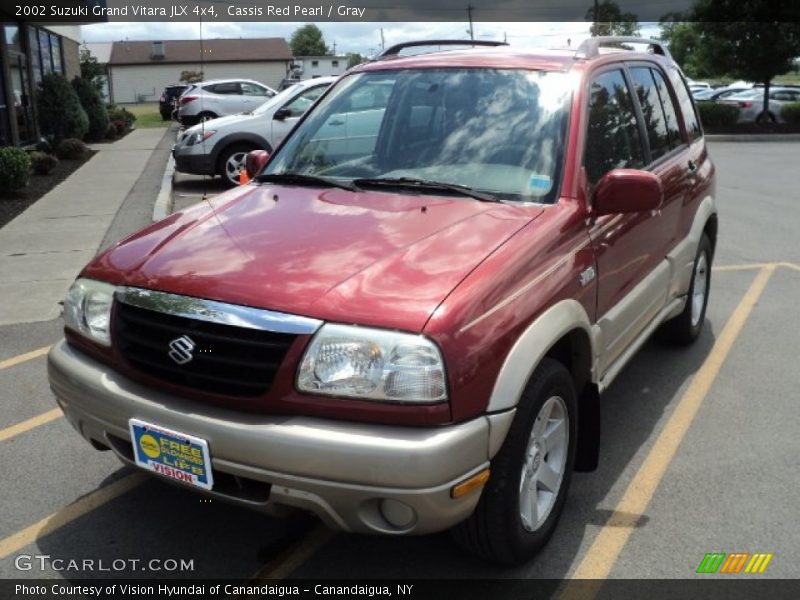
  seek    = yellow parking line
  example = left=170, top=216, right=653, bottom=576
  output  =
left=712, top=262, right=775, bottom=272
left=565, top=265, right=775, bottom=583
left=0, top=473, right=147, bottom=559
left=249, top=524, right=336, bottom=581
left=0, top=345, right=51, bottom=370
left=0, top=409, right=63, bottom=443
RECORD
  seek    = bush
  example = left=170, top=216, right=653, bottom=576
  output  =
left=0, top=146, right=32, bottom=190
left=106, top=105, right=136, bottom=130
left=780, top=102, right=800, bottom=124
left=35, top=138, right=52, bottom=153
left=55, top=138, right=89, bottom=160
left=696, top=102, right=740, bottom=127
left=36, top=73, right=89, bottom=141
left=29, top=151, right=59, bottom=175
left=72, top=76, right=109, bottom=142
left=111, top=119, right=126, bottom=134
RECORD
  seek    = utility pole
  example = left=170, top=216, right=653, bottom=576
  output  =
left=380, top=28, right=385, bottom=50
left=332, top=40, right=337, bottom=54
left=467, top=5, right=474, bottom=41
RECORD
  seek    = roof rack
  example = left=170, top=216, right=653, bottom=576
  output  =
left=575, top=37, right=671, bottom=59
left=377, top=39, right=508, bottom=60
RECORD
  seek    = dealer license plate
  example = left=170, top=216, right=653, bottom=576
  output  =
left=129, top=419, right=213, bottom=490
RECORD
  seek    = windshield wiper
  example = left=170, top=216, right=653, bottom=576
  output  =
left=353, top=177, right=500, bottom=203
left=255, top=172, right=360, bottom=192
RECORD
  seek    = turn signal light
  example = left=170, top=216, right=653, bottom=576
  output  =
left=451, top=469, right=490, bottom=498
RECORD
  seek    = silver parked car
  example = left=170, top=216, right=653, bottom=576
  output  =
left=720, top=87, right=800, bottom=122
left=176, top=78, right=277, bottom=127
left=173, top=77, right=337, bottom=186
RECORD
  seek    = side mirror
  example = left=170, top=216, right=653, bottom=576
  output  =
left=245, top=150, right=270, bottom=179
left=273, top=107, right=291, bottom=121
left=593, top=169, right=663, bottom=216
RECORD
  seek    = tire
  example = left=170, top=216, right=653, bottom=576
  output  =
left=217, top=143, right=256, bottom=188
left=452, top=358, right=578, bottom=565
left=197, top=111, right=218, bottom=123
left=658, top=233, right=712, bottom=345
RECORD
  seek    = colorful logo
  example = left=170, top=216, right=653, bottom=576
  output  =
left=138, top=433, right=161, bottom=459
left=696, top=552, right=773, bottom=574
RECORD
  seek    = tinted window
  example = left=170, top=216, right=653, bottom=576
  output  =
left=629, top=67, right=671, bottom=161
left=209, top=82, right=239, bottom=95
left=585, top=69, right=645, bottom=184
left=667, top=67, right=702, bottom=141
left=650, top=68, right=682, bottom=149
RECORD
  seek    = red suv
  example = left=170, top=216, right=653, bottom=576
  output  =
left=48, top=38, right=717, bottom=564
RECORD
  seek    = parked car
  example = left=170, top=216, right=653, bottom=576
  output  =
left=158, top=84, right=188, bottom=120
left=176, top=78, right=277, bottom=127
left=173, top=77, right=336, bottom=187
left=49, top=37, right=717, bottom=565
left=720, top=87, right=800, bottom=122
left=693, top=87, right=749, bottom=102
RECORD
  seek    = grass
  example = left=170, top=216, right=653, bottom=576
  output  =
left=122, top=103, right=170, bottom=128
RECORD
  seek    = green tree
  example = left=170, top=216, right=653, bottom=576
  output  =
left=179, top=70, right=203, bottom=83
left=72, top=76, right=109, bottom=142
left=290, top=24, right=329, bottom=56
left=691, top=0, right=800, bottom=121
left=79, top=45, right=106, bottom=93
left=658, top=15, right=711, bottom=79
left=585, top=0, right=640, bottom=37
left=346, top=52, right=365, bottom=68
left=37, top=73, right=89, bottom=141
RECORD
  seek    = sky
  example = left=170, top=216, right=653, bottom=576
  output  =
left=80, top=21, right=661, bottom=57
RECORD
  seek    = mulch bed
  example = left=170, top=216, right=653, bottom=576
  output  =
left=0, top=150, right=97, bottom=229
left=705, top=122, right=800, bottom=135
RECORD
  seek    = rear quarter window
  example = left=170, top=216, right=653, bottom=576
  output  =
left=667, top=67, right=702, bottom=141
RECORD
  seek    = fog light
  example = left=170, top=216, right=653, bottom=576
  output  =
left=379, top=499, right=417, bottom=529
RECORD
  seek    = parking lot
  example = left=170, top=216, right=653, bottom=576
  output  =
left=1, top=141, right=799, bottom=589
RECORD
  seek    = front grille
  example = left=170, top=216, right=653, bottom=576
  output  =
left=113, top=301, right=296, bottom=397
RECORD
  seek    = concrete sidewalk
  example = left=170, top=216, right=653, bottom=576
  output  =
left=0, top=128, right=170, bottom=326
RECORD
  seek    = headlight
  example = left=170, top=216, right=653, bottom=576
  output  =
left=63, top=278, right=116, bottom=346
left=297, top=324, right=447, bottom=403
left=185, top=129, right=215, bottom=146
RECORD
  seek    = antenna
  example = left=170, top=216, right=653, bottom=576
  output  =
left=467, top=5, right=474, bottom=41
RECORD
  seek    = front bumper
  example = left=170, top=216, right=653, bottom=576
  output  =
left=48, top=340, right=495, bottom=534
left=172, top=147, right=215, bottom=177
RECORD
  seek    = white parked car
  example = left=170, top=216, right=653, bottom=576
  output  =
left=176, top=78, right=277, bottom=126
left=720, top=87, right=800, bottom=122
left=173, top=77, right=336, bottom=186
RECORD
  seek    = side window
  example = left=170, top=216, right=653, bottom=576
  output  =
left=667, top=67, right=702, bottom=141
left=241, top=83, right=267, bottom=96
left=282, top=85, right=327, bottom=117
left=584, top=69, right=645, bottom=184
left=650, top=68, right=683, bottom=149
left=209, top=82, right=240, bottom=95
left=629, top=67, right=671, bottom=161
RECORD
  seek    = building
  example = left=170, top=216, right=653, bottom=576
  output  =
left=291, top=55, right=349, bottom=80
left=107, top=38, right=293, bottom=104
left=0, top=16, right=82, bottom=146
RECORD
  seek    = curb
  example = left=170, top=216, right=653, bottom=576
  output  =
left=152, top=155, right=175, bottom=222
left=706, top=134, right=800, bottom=142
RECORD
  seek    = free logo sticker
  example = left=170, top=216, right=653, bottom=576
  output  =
left=138, top=434, right=161, bottom=459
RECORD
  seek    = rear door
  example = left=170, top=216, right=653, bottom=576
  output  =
left=207, top=81, right=241, bottom=115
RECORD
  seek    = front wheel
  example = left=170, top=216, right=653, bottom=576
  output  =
left=218, top=144, right=255, bottom=188
left=452, top=358, right=577, bottom=565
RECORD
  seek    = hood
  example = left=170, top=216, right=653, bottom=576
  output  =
left=85, top=186, right=541, bottom=332
left=184, top=112, right=256, bottom=136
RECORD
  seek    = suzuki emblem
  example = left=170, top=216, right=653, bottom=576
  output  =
left=168, top=335, right=196, bottom=365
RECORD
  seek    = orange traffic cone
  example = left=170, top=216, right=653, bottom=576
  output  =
left=239, top=168, right=250, bottom=185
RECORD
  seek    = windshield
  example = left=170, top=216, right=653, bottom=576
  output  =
left=263, top=68, right=572, bottom=203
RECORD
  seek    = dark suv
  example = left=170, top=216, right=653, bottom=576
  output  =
left=158, top=84, right=188, bottom=120
left=49, top=38, right=716, bottom=565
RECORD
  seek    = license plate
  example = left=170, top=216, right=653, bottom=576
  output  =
left=129, top=419, right=213, bottom=490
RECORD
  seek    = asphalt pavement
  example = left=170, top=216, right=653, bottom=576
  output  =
left=0, top=141, right=798, bottom=589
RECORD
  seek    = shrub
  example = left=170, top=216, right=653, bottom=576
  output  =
left=780, top=102, right=800, bottom=124
left=106, top=105, right=136, bottom=130
left=0, top=146, right=32, bottom=190
left=35, top=138, right=52, bottom=153
left=72, top=76, right=110, bottom=142
left=36, top=73, right=89, bottom=141
left=111, top=119, right=126, bottom=134
left=55, top=138, right=89, bottom=160
left=29, top=151, right=59, bottom=175
left=696, top=102, right=740, bottom=127
left=105, top=122, right=119, bottom=139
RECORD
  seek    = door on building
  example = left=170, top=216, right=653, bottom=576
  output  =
left=4, top=24, right=36, bottom=144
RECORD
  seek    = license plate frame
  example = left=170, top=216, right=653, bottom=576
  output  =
left=129, top=419, right=214, bottom=490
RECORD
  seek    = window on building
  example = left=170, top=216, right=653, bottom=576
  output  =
left=28, top=29, right=42, bottom=83
left=331, top=60, right=339, bottom=67
left=584, top=69, right=645, bottom=183
left=311, top=60, right=319, bottom=68
left=49, top=33, right=63, bottom=74
left=39, top=29, right=52, bottom=75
